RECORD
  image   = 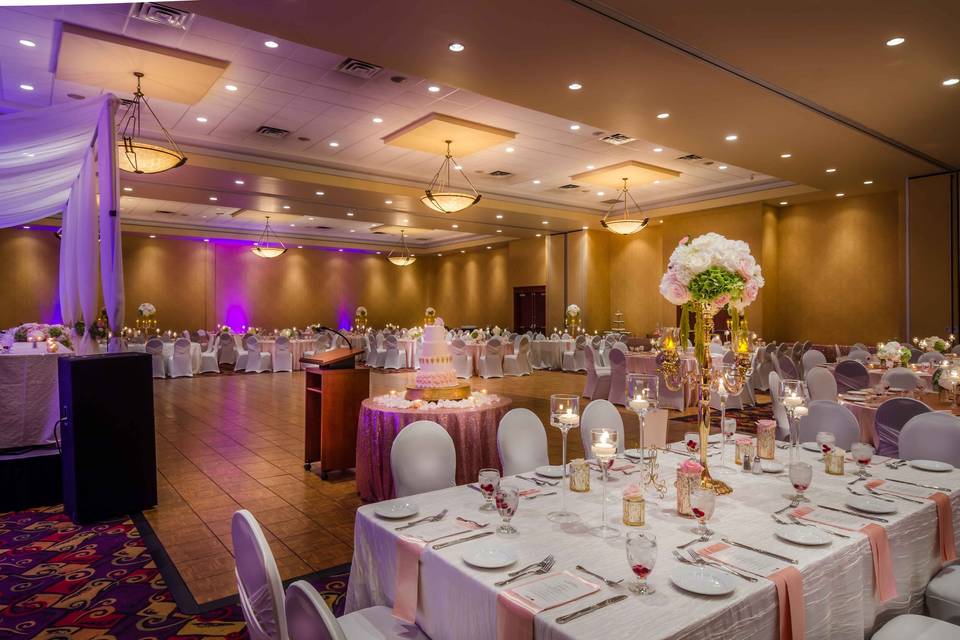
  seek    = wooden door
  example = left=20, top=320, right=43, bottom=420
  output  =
left=514, top=286, right=546, bottom=333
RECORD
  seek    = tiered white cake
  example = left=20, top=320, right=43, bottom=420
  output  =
left=415, top=322, right=457, bottom=388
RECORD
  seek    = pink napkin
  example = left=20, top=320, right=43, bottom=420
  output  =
left=518, top=488, right=540, bottom=497
left=865, top=479, right=957, bottom=563
left=770, top=567, right=805, bottom=640
left=496, top=572, right=599, bottom=640
left=393, top=535, right=426, bottom=623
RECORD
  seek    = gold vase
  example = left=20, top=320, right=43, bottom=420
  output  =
left=692, top=302, right=732, bottom=494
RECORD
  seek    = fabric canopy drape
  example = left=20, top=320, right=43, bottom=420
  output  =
left=0, top=94, right=125, bottom=349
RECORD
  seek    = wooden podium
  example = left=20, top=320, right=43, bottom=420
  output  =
left=300, top=347, right=369, bottom=479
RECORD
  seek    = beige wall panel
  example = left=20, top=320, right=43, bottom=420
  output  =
left=907, top=174, right=954, bottom=337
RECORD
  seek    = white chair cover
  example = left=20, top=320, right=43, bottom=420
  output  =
left=391, top=420, right=456, bottom=497
left=579, top=399, right=625, bottom=457
left=926, top=565, right=960, bottom=626
left=497, top=408, right=549, bottom=476
left=232, top=510, right=287, bottom=640
left=562, top=335, right=587, bottom=372
left=834, top=360, right=870, bottom=393
left=235, top=334, right=250, bottom=370
left=273, top=336, right=294, bottom=372
left=919, top=351, right=945, bottom=365
left=503, top=335, right=531, bottom=377
left=450, top=338, right=474, bottom=379
left=244, top=335, right=273, bottom=373
left=199, top=335, right=220, bottom=375
left=805, top=367, right=838, bottom=402
left=847, top=348, right=871, bottom=363
left=478, top=338, right=504, bottom=379
left=216, top=333, right=237, bottom=365
left=166, top=337, right=193, bottom=378
left=872, top=614, right=960, bottom=639
left=583, top=344, right=611, bottom=400
left=796, top=400, right=860, bottom=450
left=874, top=397, right=931, bottom=457
left=606, top=347, right=628, bottom=406
left=881, top=367, right=922, bottom=390
left=899, top=413, right=960, bottom=466
left=145, top=338, right=166, bottom=378
left=801, top=349, right=827, bottom=375
left=768, top=370, right=790, bottom=440
left=382, top=335, right=403, bottom=370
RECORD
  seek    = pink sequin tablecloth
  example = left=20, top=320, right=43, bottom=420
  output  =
left=356, top=397, right=512, bottom=502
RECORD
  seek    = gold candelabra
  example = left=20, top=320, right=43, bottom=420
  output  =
left=657, top=301, right=753, bottom=495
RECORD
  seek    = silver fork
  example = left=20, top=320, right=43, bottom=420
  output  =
left=523, top=491, right=557, bottom=500
left=865, top=486, right=924, bottom=504
left=456, top=516, right=488, bottom=528
left=675, top=549, right=758, bottom=582
left=575, top=564, right=623, bottom=587
left=517, top=475, right=558, bottom=487
left=395, top=508, right=448, bottom=531
left=847, top=486, right=895, bottom=503
left=787, top=514, right=851, bottom=538
left=507, top=554, right=554, bottom=577
left=495, top=557, right=555, bottom=586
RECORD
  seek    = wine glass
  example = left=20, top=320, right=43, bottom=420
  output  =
left=690, top=488, right=716, bottom=541
left=626, top=374, right=659, bottom=467
left=478, top=468, right=500, bottom=511
left=548, top=394, right=580, bottom=523
left=788, top=462, right=812, bottom=507
left=851, top=442, right=874, bottom=479
left=717, top=417, right=737, bottom=472
left=684, top=432, right=700, bottom=454
left=590, top=428, right=620, bottom=539
left=816, top=432, right=836, bottom=462
left=625, top=531, right=657, bottom=595
left=495, top=486, right=519, bottom=535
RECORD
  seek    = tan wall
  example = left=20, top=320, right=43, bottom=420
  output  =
left=608, top=225, right=663, bottom=336
left=0, top=227, right=62, bottom=328
left=907, top=174, right=954, bottom=337
left=429, top=247, right=511, bottom=328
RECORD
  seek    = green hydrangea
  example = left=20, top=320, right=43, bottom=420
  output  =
left=688, top=266, right=744, bottom=302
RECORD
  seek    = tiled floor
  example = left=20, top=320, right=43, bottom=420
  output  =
left=148, top=368, right=715, bottom=603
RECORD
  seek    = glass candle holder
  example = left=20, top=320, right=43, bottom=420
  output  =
left=569, top=458, right=590, bottom=492
left=825, top=448, right=845, bottom=475
left=735, top=438, right=753, bottom=465
left=756, top=420, right=776, bottom=459
left=549, top=394, right=580, bottom=524
left=675, top=461, right=702, bottom=516
left=622, top=489, right=646, bottom=527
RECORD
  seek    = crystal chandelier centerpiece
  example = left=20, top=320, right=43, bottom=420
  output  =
left=600, top=178, right=649, bottom=235
left=420, top=140, right=481, bottom=213
left=387, top=229, right=416, bottom=266
left=116, top=72, right=187, bottom=174
left=251, top=216, right=286, bottom=258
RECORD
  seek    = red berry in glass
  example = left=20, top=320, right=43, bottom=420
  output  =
left=686, top=439, right=697, bottom=451
left=692, top=508, right=705, bottom=519
left=792, top=483, right=808, bottom=491
left=631, top=564, right=651, bottom=578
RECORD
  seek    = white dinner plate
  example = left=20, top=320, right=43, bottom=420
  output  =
left=775, top=524, right=832, bottom=546
left=669, top=564, right=736, bottom=596
left=623, top=448, right=656, bottom=461
left=909, top=459, right=955, bottom=473
left=462, top=545, right=517, bottom=569
left=373, top=501, right=419, bottom=519
left=801, top=442, right=821, bottom=453
left=762, top=461, right=785, bottom=473
left=845, top=494, right=898, bottom=515
left=535, top=465, right=565, bottom=478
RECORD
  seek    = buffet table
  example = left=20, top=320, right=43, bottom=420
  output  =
left=356, top=397, right=512, bottom=502
left=346, top=443, right=960, bottom=639
left=0, top=351, right=65, bottom=450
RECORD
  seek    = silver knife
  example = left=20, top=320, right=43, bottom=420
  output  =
left=815, top=504, right=888, bottom=523
left=885, top=478, right=951, bottom=493
left=432, top=531, right=494, bottom=549
left=556, top=595, right=628, bottom=624
left=720, top=538, right=798, bottom=564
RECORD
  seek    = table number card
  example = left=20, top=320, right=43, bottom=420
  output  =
left=696, top=542, right=790, bottom=575
left=507, top=571, right=599, bottom=609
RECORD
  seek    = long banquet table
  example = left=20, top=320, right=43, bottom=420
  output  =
left=346, top=443, right=960, bottom=639
left=0, top=351, right=66, bottom=449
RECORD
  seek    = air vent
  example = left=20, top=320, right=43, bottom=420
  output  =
left=315, top=225, right=332, bottom=230
left=676, top=154, right=703, bottom=161
left=601, top=198, right=620, bottom=205
left=119, top=98, right=135, bottom=107
left=335, top=58, right=383, bottom=80
left=155, top=209, right=176, bottom=214
left=488, top=170, right=512, bottom=177
left=600, top=133, right=635, bottom=146
left=256, top=125, right=290, bottom=139
left=558, top=183, right=580, bottom=190
left=372, top=231, right=387, bottom=235
left=131, top=3, right=195, bottom=29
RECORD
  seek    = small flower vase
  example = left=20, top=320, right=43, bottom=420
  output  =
left=825, top=449, right=845, bottom=476
left=734, top=437, right=753, bottom=465
left=756, top=420, right=776, bottom=460
left=675, top=466, right=701, bottom=516
left=569, top=458, right=590, bottom=492
left=622, top=488, right=645, bottom=527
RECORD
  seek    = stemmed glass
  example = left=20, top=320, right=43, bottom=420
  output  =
left=548, top=394, right=580, bottom=523
left=590, top=428, right=620, bottom=538
left=690, top=488, right=716, bottom=541
left=816, top=432, right=836, bottom=462
left=788, top=462, right=812, bottom=507
left=626, top=374, right=659, bottom=482
left=478, top=468, right=500, bottom=511
left=625, top=531, right=657, bottom=595
left=851, top=442, right=875, bottom=479
left=780, top=379, right=809, bottom=463
left=495, top=486, right=519, bottom=535
left=719, top=417, right=737, bottom=471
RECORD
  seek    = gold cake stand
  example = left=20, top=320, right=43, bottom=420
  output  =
left=405, top=382, right=472, bottom=401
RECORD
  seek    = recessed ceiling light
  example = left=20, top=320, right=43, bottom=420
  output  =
left=454, top=164, right=463, bottom=170
left=505, top=147, right=515, bottom=153
left=452, top=224, right=459, bottom=228
left=586, top=164, right=594, bottom=169
left=234, top=179, right=245, bottom=185
left=349, top=229, right=355, bottom=233
left=18, top=39, right=36, bottom=47
left=19, top=84, right=34, bottom=91
left=316, top=191, right=325, bottom=196
left=780, top=153, right=792, bottom=159
left=836, top=192, right=845, bottom=197
left=718, top=165, right=728, bottom=170
left=149, top=234, right=156, bottom=239
left=569, top=124, right=580, bottom=130
left=438, top=253, right=443, bottom=256
left=376, top=251, right=382, bottom=255
left=496, top=229, right=502, bottom=233
left=725, top=134, right=738, bottom=141
left=568, top=82, right=582, bottom=91
left=123, top=187, right=133, bottom=192
left=659, top=220, right=664, bottom=224
left=328, top=141, right=339, bottom=147
left=282, top=205, right=290, bottom=209
left=225, top=84, right=238, bottom=92
left=289, top=223, right=296, bottom=227
left=656, top=112, right=670, bottom=119
left=486, top=246, right=492, bottom=249
left=886, top=37, right=905, bottom=47
left=338, top=248, right=344, bottom=252
left=535, top=233, right=542, bottom=237
left=541, top=220, right=549, bottom=225
left=460, top=250, right=466, bottom=254
left=346, top=212, right=354, bottom=216
left=779, top=201, right=788, bottom=205
left=448, top=42, right=465, bottom=53
left=863, top=180, right=874, bottom=185
left=496, top=214, right=503, bottom=219
left=826, top=168, right=837, bottom=173
left=582, top=226, right=589, bottom=230
left=597, top=191, right=605, bottom=196
left=203, top=238, right=210, bottom=242
left=22, top=225, right=30, bottom=230
left=264, top=40, right=279, bottom=48
left=532, top=179, right=541, bottom=184
left=208, top=196, right=218, bottom=201
left=402, top=218, right=409, bottom=223
left=385, top=199, right=393, bottom=204
left=427, top=85, right=441, bottom=93
left=653, top=147, right=663, bottom=153
left=372, top=116, right=383, bottom=123
left=195, top=116, right=208, bottom=123
left=297, top=245, right=303, bottom=249
left=944, top=78, right=960, bottom=87
left=653, top=180, right=661, bottom=184
left=307, top=217, right=315, bottom=221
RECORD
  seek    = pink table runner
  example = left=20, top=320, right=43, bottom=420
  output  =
left=356, top=397, right=512, bottom=502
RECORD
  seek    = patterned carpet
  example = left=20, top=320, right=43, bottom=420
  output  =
left=671, top=402, right=774, bottom=433
left=0, top=506, right=349, bottom=638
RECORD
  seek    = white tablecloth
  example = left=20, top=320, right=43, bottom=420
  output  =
left=0, top=351, right=66, bottom=449
left=258, top=338, right=315, bottom=371
left=530, top=340, right=574, bottom=370
left=346, top=445, right=959, bottom=639
left=128, top=341, right=202, bottom=373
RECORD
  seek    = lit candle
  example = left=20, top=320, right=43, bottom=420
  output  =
left=793, top=405, right=809, bottom=417
left=783, top=391, right=803, bottom=408
left=629, top=390, right=650, bottom=412
left=558, top=407, right=579, bottom=425
left=592, top=430, right=616, bottom=459
left=663, top=334, right=676, bottom=353
left=737, top=336, right=749, bottom=354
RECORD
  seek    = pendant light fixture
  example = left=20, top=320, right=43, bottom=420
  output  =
left=387, top=229, right=416, bottom=266
left=420, top=140, right=481, bottom=213
left=117, top=72, right=187, bottom=174
left=600, top=178, right=649, bottom=235
left=251, top=216, right=286, bottom=258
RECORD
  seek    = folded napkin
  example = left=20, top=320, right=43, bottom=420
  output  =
left=770, top=567, right=805, bottom=640
left=865, top=479, right=957, bottom=563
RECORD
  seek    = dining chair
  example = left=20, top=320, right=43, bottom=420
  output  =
left=769, top=351, right=784, bottom=378
left=852, top=342, right=869, bottom=351
left=450, top=338, right=474, bottom=379
left=919, top=351, right=946, bottom=366
left=503, top=335, right=531, bottom=376
left=165, top=337, right=193, bottom=378
left=232, top=510, right=288, bottom=640
left=834, top=360, right=870, bottom=393
left=391, top=421, right=456, bottom=497
left=605, top=347, right=629, bottom=406
left=872, top=614, right=960, bottom=639
left=801, top=349, right=827, bottom=375
left=768, top=370, right=790, bottom=440
left=478, top=338, right=504, bottom=379
left=583, top=344, right=611, bottom=400
left=285, top=580, right=427, bottom=640
left=497, top=408, right=549, bottom=476
left=805, top=367, right=838, bottom=402
left=796, top=400, right=860, bottom=450
left=591, top=335, right=605, bottom=366
left=926, top=564, right=960, bottom=626
left=561, top=335, right=587, bottom=372
left=382, top=335, right=403, bottom=370
left=198, top=335, right=221, bottom=374
left=874, top=397, right=931, bottom=457
left=579, top=399, right=625, bottom=456
left=244, top=335, right=273, bottom=373
left=880, top=367, right=921, bottom=390
left=778, top=354, right=799, bottom=379
left=909, top=346, right=923, bottom=363
left=273, top=336, right=294, bottom=373
left=847, top=348, right=871, bottom=363
left=145, top=338, right=166, bottom=379
left=217, top=334, right=237, bottom=366
left=235, top=334, right=250, bottom=371
left=899, top=413, right=960, bottom=467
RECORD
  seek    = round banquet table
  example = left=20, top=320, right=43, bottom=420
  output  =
left=462, top=341, right=514, bottom=376
left=356, top=396, right=511, bottom=502
left=128, top=341, right=202, bottom=373
left=866, top=367, right=934, bottom=391
left=258, top=338, right=315, bottom=371
left=841, top=392, right=955, bottom=447
left=529, top=339, right=573, bottom=370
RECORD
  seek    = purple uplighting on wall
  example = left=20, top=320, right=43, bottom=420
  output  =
left=224, top=305, right=249, bottom=332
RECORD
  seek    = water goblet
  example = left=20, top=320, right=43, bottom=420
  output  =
left=625, top=531, right=657, bottom=595
left=690, top=488, right=716, bottom=541
left=816, top=432, right=836, bottom=462
left=851, top=442, right=875, bottom=479
left=478, top=468, right=500, bottom=511
left=548, top=394, right=580, bottom=523
left=788, top=462, right=812, bottom=507
left=717, top=417, right=737, bottom=473
left=495, top=486, right=520, bottom=535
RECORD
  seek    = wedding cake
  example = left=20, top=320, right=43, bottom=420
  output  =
left=415, top=321, right=457, bottom=388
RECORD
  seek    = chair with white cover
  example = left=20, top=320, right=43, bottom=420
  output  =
left=579, top=399, right=625, bottom=457
left=232, top=510, right=287, bottom=640
left=145, top=338, right=166, bottom=379
left=769, top=351, right=784, bottom=378
left=834, top=360, right=870, bottom=393
left=497, top=408, right=549, bottom=476
left=919, top=351, right=946, bottom=366
left=244, top=335, right=273, bottom=373
left=390, top=421, right=456, bottom=497
left=503, top=335, right=531, bottom=376
left=897, top=412, right=960, bottom=466
left=768, top=371, right=790, bottom=440
left=796, top=400, right=860, bottom=450
left=852, top=342, right=868, bottom=351
left=874, top=397, right=931, bottom=457
left=285, top=580, right=427, bottom=640
left=801, top=349, right=827, bottom=375
left=847, top=348, right=871, bottom=363
left=871, top=615, right=960, bottom=640
left=778, top=354, right=799, bottom=379
left=165, top=337, right=193, bottom=379
left=805, top=367, right=838, bottom=402
left=362, top=334, right=377, bottom=366
left=478, top=338, right=504, bottom=379
left=382, top=335, right=403, bottom=370
left=273, top=336, right=294, bottom=373
left=198, top=335, right=220, bottom=374
left=583, top=344, right=611, bottom=400
left=235, top=335, right=249, bottom=371
left=927, top=564, right=960, bottom=627
left=909, top=346, right=922, bottom=363
left=562, top=335, right=587, bottom=372
left=880, top=367, right=922, bottom=391
left=591, top=335, right=605, bottom=366
left=953, top=345, right=960, bottom=355
left=450, top=338, right=473, bottom=379
left=752, top=344, right=776, bottom=392
left=606, top=347, right=629, bottom=406
left=217, top=334, right=237, bottom=365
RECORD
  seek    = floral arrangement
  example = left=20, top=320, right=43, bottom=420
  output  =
left=219, top=325, right=233, bottom=335
left=355, top=306, right=368, bottom=318
left=138, top=302, right=157, bottom=318
left=917, top=335, right=952, bottom=353
left=877, top=341, right=911, bottom=367
left=566, top=304, right=580, bottom=319
left=492, top=326, right=502, bottom=337
left=244, top=327, right=262, bottom=337
left=10, top=323, right=74, bottom=349
left=407, top=326, right=424, bottom=340
left=659, top=233, right=764, bottom=312
left=86, top=309, right=110, bottom=341
left=279, top=328, right=294, bottom=338
left=470, top=329, right=481, bottom=341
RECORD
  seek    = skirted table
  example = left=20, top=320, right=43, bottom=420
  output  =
left=356, top=396, right=512, bottom=502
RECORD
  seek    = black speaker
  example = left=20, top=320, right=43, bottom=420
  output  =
left=58, top=352, right=157, bottom=523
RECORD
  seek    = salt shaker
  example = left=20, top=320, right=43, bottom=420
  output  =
left=742, top=451, right=753, bottom=472
left=752, top=453, right=763, bottom=474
